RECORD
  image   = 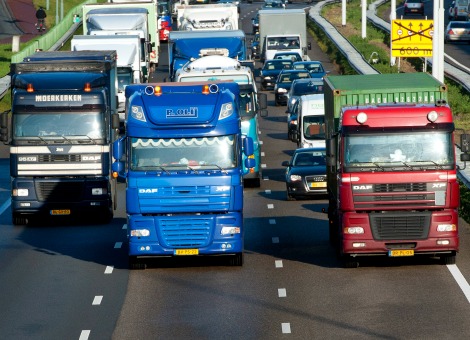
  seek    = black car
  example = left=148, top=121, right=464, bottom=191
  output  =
left=251, top=13, right=259, bottom=34
left=282, top=147, right=327, bottom=200
left=259, top=59, right=293, bottom=91
left=251, top=32, right=261, bottom=59
left=287, top=101, right=298, bottom=141
left=274, top=69, right=311, bottom=106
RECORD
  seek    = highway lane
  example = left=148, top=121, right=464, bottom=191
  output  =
left=0, top=1, right=470, bottom=339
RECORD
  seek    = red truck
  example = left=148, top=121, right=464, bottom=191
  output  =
left=324, top=73, right=467, bottom=267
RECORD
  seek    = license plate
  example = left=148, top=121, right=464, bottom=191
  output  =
left=388, top=249, right=414, bottom=257
left=174, top=249, right=199, bottom=255
left=50, top=209, right=71, bottom=215
left=310, top=182, right=326, bottom=188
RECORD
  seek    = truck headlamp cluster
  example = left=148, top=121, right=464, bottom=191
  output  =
left=427, top=110, right=439, bottom=122
left=344, top=226, right=364, bottom=234
left=221, top=226, right=240, bottom=235
left=437, top=224, right=456, bottom=232
left=130, top=105, right=146, bottom=122
left=219, top=102, right=234, bottom=119
left=13, top=188, right=29, bottom=197
left=356, top=112, right=368, bottom=124
left=130, top=229, right=150, bottom=237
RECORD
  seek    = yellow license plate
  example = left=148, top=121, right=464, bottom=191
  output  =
left=389, top=249, right=414, bottom=257
left=174, top=249, right=199, bottom=255
left=310, top=182, right=326, bottom=188
left=50, top=209, right=71, bottom=215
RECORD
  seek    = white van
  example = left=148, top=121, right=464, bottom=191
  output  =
left=294, top=93, right=325, bottom=148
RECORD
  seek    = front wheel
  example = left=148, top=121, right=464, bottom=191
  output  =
left=228, top=253, right=243, bottom=266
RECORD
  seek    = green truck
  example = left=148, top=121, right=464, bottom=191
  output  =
left=324, top=72, right=465, bottom=267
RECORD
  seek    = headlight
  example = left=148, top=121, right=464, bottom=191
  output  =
left=130, top=229, right=150, bottom=237
left=277, top=88, right=288, bottom=93
left=13, top=188, right=29, bottom=197
left=289, top=174, right=302, bottom=182
left=264, top=76, right=271, bottom=80
left=221, top=226, right=241, bottom=235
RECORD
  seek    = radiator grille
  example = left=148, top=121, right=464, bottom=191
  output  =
left=160, top=218, right=212, bottom=247
left=370, top=212, right=430, bottom=240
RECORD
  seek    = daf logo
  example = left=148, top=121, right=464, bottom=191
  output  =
left=83, top=155, right=101, bottom=161
left=139, top=189, right=158, bottom=194
left=353, top=185, right=373, bottom=190
left=56, top=147, right=64, bottom=152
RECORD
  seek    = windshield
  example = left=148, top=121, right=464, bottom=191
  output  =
left=13, top=111, right=105, bottom=140
left=130, top=135, right=237, bottom=171
left=302, top=116, right=325, bottom=140
left=118, top=68, right=133, bottom=92
left=344, top=131, right=454, bottom=170
left=267, top=37, right=300, bottom=50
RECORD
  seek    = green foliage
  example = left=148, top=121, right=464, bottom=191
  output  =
left=459, top=181, right=470, bottom=222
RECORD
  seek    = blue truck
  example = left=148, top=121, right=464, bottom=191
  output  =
left=112, top=81, right=255, bottom=268
left=168, top=30, right=247, bottom=81
left=0, top=51, right=120, bottom=225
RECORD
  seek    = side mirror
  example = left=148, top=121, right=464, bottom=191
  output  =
left=461, top=134, right=470, bottom=153
left=326, top=137, right=336, bottom=167
left=258, top=93, right=267, bottom=110
left=281, top=161, right=290, bottom=167
left=112, top=137, right=125, bottom=161
left=243, top=136, right=254, bottom=157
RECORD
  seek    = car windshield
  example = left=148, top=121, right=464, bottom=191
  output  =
left=279, top=72, right=311, bottom=83
left=293, top=82, right=324, bottom=95
left=293, top=151, right=326, bottom=166
left=264, top=60, right=292, bottom=70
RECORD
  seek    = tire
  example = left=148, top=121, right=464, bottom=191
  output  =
left=440, top=254, right=456, bottom=265
left=286, top=190, right=295, bottom=201
left=13, top=214, right=28, bottom=226
left=229, top=253, right=243, bottom=266
left=129, top=256, right=146, bottom=270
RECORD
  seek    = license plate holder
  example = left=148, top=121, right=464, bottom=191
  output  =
left=50, top=209, right=71, bottom=215
left=174, top=249, right=199, bottom=255
left=388, top=249, right=414, bottom=257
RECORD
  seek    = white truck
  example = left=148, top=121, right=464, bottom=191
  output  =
left=82, top=1, right=159, bottom=71
left=258, top=9, right=311, bottom=62
left=71, top=35, right=145, bottom=118
left=294, top=94, right=325, bottom=149
left=176, top=4, right=239, bottom=31
left=175, top=55, right=268, bottom=187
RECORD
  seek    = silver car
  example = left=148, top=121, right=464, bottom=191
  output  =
left=444, top=21, right=470, bottom=43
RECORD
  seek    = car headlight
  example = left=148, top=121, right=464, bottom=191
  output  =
left=289, top=174, right=302, bottom=182
left=277, top=88, right=288, bottom=93
left=264, top=76, right=271, bottom=80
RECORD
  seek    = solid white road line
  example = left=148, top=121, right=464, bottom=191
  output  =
left=447, top=264, right=470, bottom=303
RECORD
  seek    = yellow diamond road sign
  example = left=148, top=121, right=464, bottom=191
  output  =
left=391, top=19, right=433, bottom=58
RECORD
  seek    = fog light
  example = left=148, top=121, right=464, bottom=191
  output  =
left=20, top=202, right=31, bottom=207
left=131, top=229, right=150, bottom=237
left=352, top=242, right=366, bottom=248
left=437, top=239, right=450, bottom=245
left=221, top=226, right=240, bottom=235
left=437, top=224, right=456, bottom=232
left=345, top=227, right=364, bottom=234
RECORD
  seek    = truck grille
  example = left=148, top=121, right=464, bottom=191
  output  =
left=369, top=211, right=430, bottom=240
left=353, top=182, right=443, bottom=208
left=38, top=154, right=82, bottom=162
left=35, top=181, right=84, bottom=202
left=159, top=218, right=212, bottom=247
